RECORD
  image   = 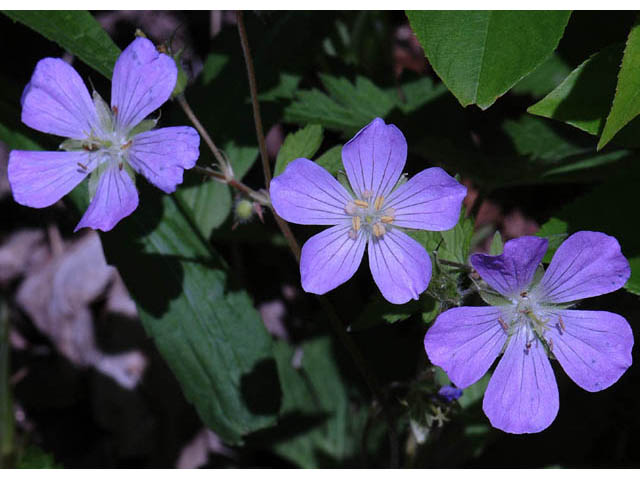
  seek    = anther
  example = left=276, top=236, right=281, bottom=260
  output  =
left=497, top=317, right=508, bottom=332
left=118, top=162, right=124, bottom=171
left=381, top=215, right=394, bottom=224
left=112, top=105, right=119, bottom=115
left=121, top=140, right=132, bottom=150
left=525, top=340, right=532, bottom=351
left=373, top=222, right=386, bottom=238
left=520, top=291, right=528, bottom=298
left=77, top=162, right=88, bottom=171
left=548, top=337, right=554, bottom=352
left=384, top=207, right=396, bottom=217
left=354, top=199, right=369, bottom=208
left=373, top=196, right=384, bottom=210
left=352, top=216, right=361, bottom=232
left=362, top=190, right=373, bottom=199
left=348, top=229, right=357, bottom=240
left=558, top=315, right=565, bottom=332
left=345, top=202, right=357, bottom=215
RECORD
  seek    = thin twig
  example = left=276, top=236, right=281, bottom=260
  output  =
left=177, top=95, right=228, bottom=174
left=236, top=11, right=398, bottom=467
left=236, top=11, right=271, bottom=186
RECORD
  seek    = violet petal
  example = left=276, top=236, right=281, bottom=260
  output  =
left=384, top=167, right=467, bottom=231
left=367, top=229, right=431, bottom=304
left=536, top=231, right=630, bottom=303
left=111, top=37, right=177, bottom=130
left=471, top=236, right=548, bottom=297
left=341, top=118, right=406, bottom=199
left=545, top=309, right=633, bottom=392
left=425, top=306, right=506, bottom=388
left=8, top=150, right=94, bottom=208
left=271, top=158, right=353, bottom=225
left=74, top=163, right=138, bottom=232
left=21, top=58, right=98, bottom=139
left=128, top=126, right=200, bottom=193
left=483, top=325, right=559, bottom=434
left=300, top=223, right=366, bottom=295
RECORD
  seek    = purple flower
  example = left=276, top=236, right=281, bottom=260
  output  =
left=437, top=385, right=463, bottom=403
left=424, top=232, right=633, bottom=434
left=270, top=118, right=467, bottom=304
left=8, top=37, right=200, bottom=232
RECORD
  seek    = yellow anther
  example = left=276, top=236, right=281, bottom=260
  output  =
left=354, top=199, right=369, bottom=208
left=381, top=215, right=394, bottom=224
left=344, top=202, right=357, bottom=215
left=373, top=222, right=386, bottom=238
left=374, top=196, right=384, bottom=210
left=352, top=216, right=361, bottom=232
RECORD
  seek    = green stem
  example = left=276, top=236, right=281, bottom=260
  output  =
left=0, top=299, right=14, bottom=468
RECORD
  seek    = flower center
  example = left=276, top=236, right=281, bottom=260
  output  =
left=345, top=190, right=395, bottom=240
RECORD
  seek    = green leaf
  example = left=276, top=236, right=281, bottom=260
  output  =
left=274, top=124, right=324, bottom=177
left=103, top=187, right=279, bottom=444
left=396, top=77, right=448, bottom=114
left=439, top=211, right=474, bottom=264
left=599, top=20, right=640, bottom=149
left=406, top=11, right=571, bottom=109
left=315, top=144, right=343, bottom=176
left=284, top=75, right=397, bottom=136
left=512, top=53, right=572, bottom=99
left=537, top=167, right=640, bottom=295
left=176, top=178, right=232, bottom=239
left=489, top=231, right=503, bottom=255
left=269, top=338, right=365, bottom=467
left=528, top=43, right=640, bottom=147
left=3, top=10, right=120, bottom=79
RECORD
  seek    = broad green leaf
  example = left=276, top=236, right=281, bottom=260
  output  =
left=258, top=73, right=302, bottom=101
left=3, top=11, right=120, bottom=79
left=511, top=53, right=572, bottom=99
left=224, top=142, right=259, bottom=180
left=489, top=231, right=503, bottom=256
left=315, top=144, right=343, bottom=176
left=177, top=177, right=232, bottom=239
left=103, top=188, right=279, bottom=444
left=599, top=20, right=640, bottom=149
left=274, top=124, right=324, bottom=176
left=406, top=11, right=571, bottom=109
left=537, top=166, right=640, bottom=295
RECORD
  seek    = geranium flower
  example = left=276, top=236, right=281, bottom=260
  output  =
left=270, top=118, right=467, bottom=304
left=8, top=37, right=200, bottom=232
left=424, top=232, right=633, bottom=433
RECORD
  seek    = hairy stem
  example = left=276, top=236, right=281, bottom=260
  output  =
left=177, top=95, right=229, bottom=174
left=236, top=11, right=397, bottom=466
left=236, top=11, right=271, bottom=186
left=0, top=300, right=14, bottom=468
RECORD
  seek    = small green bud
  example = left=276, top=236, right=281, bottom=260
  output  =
left=235, top=199, right=254, bottom=222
